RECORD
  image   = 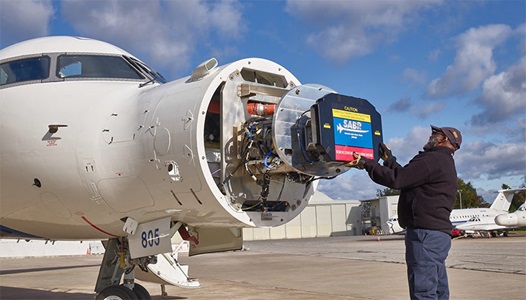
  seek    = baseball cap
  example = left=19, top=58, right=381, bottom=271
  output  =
left=431, top=125, right=462, bottom=150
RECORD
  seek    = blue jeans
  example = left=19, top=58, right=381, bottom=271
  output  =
left=405, top=228, right=451, bottom=300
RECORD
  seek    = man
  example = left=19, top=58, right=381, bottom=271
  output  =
left=347, top=125, right=462, bottom=300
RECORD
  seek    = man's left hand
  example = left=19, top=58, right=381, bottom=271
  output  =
left=379, top=143, right=393, bottom=161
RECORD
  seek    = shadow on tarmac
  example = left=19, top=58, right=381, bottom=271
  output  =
left=0, top=285, right=190, bottom=300
left=0, top=286, right=93, bottom=300
left=0, top=263, right=98, bottom=276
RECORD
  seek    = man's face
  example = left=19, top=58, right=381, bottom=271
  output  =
left=423, top=131, right=446, bottom=150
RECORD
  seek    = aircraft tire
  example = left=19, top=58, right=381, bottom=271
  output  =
left=133, top=283, right=152, bottom=300
left=96, top=285, right=138, bottom=300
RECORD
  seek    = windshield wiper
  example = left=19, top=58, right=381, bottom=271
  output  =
left=139, top=77, right=155, bottom=88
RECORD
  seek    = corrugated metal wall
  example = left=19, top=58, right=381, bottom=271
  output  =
left=243, top=199, right=361, bottom=241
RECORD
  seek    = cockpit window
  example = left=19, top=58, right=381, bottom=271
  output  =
left=57, top=55, right=144, bottom=79
left=0, top=56, right=50, bottom=86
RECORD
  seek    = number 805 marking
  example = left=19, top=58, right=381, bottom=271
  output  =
left=141, top=228, right=160, bottom=248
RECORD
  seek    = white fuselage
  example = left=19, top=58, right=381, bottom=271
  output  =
left=0, top=37, right=323, bottom=240
left=495, top=203, right=526, bottom=227
left=1, top=36, right=384, bottom=243
left=385, top=189, right=525, bottom=234
left=450, top=208, right=509, bottom=232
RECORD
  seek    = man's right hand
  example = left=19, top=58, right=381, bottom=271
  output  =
left=345, top=152, right=367, bottom=169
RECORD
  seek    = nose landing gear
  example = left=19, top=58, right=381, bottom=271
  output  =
left=95, top=238, right=154, bottom=300
left=97, top=284, right=148, bottom=300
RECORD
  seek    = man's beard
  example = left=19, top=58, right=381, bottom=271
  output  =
left=423, top=137, right=439, bottom=150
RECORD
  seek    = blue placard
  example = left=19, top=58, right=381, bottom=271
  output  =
left=333, top=117, right=373, bottom=149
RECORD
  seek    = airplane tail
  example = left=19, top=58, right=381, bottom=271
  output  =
left=489, top=188, right=526, bottom=212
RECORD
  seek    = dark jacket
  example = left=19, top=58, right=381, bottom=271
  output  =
left=363, top=146, right=457, bottom=234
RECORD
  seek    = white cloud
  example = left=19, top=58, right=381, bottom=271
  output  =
left=285, top=0, right=444, bottom=62
left=517, top=23, right=526, bottom=54
left=60, top=0, right=243, bottom=76
left=318, top=171, right=384, bottom=200
left=386, top=97, right=412, bottom=113
left=321, top=126, right=526, bottom=201
left=427, top=24, right=513, bottom=98
left=386, top=126, right=525, bottom=184
left=518, top=118, right=526, bottom=142
left=428, top=48, right=441, bottom=62
left=411, top=102, right=445, bottom=119
left=401, top=68, right=428, bottom=86
left=469, top=56, right=526, bottom=126
left=206, top=0, right=244, bottom=39
left=0, top=0, right=54, bottom=47
left=456, top=141, right=526, bottom=181
left=383, top=126, right=430, bottom=165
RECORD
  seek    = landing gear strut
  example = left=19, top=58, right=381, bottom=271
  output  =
left=95, top=238, right=155, bottom=300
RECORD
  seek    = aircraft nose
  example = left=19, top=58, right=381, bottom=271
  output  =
left=495, top=214, right=518, bottom=226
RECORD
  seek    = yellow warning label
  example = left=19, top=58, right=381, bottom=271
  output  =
left=332, top=109, right=371, bottom=122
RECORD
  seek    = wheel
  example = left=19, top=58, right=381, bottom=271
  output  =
left=96, top=285, right=138, bottom=300
left=133, top=283, right=152, bottom=300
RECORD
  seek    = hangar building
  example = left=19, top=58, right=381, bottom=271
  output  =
left=360, top=196, right=399, bottom=235
left=243, top=192, right=362, bottom=240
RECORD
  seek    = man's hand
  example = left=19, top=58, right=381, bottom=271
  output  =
left=345, top=152, right=367, bottom=169
left=379, top=143, right=392, bottom=161
left=379, top=143, right=398, bottom=168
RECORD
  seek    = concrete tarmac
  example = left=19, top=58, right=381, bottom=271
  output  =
left=0, top=234, right=525, bottom=299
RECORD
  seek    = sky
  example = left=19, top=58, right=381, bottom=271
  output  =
left=1, top=0, right=525, bottom=203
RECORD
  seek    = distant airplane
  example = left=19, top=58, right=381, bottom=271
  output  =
left=451, top=188, right=525, bottom=237
left=495, top=202, right=526, bottom=228
left=0, top=36, right=383, bottom=299
left=386, top=188, right=526, bottom=237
